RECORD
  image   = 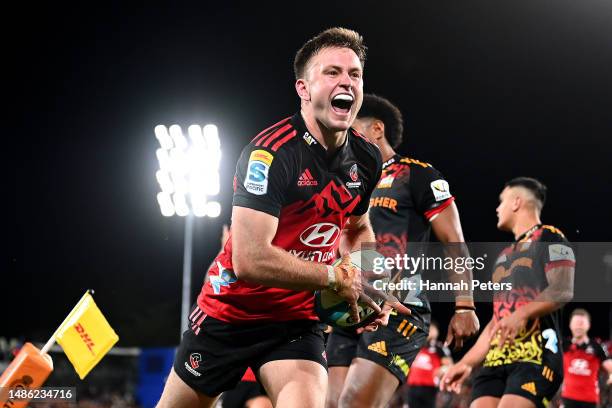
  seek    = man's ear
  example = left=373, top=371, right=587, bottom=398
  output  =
left=372, top=119, right=386, bottom=141
left=512, top=195, right=522, bottom=212
left=295, top=79, right=310, bottom=101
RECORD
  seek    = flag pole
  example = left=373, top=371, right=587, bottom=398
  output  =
left=41, top=289, right=93, bottom=355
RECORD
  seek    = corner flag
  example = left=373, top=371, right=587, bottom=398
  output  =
left=54, top=291, right=119, bottom=379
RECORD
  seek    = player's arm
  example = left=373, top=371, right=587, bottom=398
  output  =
left=440, top=320, right=494, bottom=393
left=338, top=212, right=376, bottom=255
left=232, top=205, right=377, bottom=322
left=231, top=206, right=332, bottom=290
left=492, top=271, right=573, bottom=349
left=597, top=343, right=612, bottom=385
left=493, top=262, right=574, bottom=346
left=431, top=201, right=480, bottom=349
left=603, top=358, right=612, bottom=385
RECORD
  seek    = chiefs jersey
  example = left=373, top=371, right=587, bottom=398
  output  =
left=484, top=225, right=576, bottom=369
left=198, top=113, right=382, bottom=323
left=562, top=338, right=610, bottom=403
left=407, top=341, right=451, bottom=387
left=368, top=154, right=455, bottom=312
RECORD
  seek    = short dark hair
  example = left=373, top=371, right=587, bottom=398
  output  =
left=570, top=308, right=591, bottom=322
left=356, top=94, right=404, bottom=149
left=294, top=27, right=367, bottom=80
left=505, top=177, right=547, bottom=210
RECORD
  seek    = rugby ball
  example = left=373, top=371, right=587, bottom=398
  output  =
left=314, top=249, right=390, bottom=329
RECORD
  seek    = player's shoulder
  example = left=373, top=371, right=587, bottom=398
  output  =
left=590, top=338, right=609, bottom=358
left=349, top=128, right=381, bottom=159
left=398, top=156, right=434, bottom=169
left=397, top=156, right=446, bottom=179
left=241, top=115, right=301, bottom=159
left=538, top=225, right=569, bottom=243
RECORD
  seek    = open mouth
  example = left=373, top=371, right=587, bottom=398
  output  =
left=331, top=94, right=354, bottom=115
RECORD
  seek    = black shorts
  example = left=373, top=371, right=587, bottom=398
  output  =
left=173, top=306, right=327, bottom=397
left=406, top=385, right=437, bottom=408
left=471, top=361, right=563, bottom=408
left=326, top=313, right=428, bottom=383
left=221, top=381, right=267, bottom=408
left=561, top=398, right=597, bottom=408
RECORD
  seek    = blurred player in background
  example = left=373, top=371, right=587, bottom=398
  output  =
left=441, top=177, right=575, bottom=408
left=560, top=308, right=612, bottom=408
left=326, top=94, right=479, bottom=408
left=404, top=321, right=452, bottom=408
left=157, top=28, right=407, bottom=408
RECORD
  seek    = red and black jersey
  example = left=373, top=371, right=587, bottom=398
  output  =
left=562, top=338, right=610, bottom=403
left=198, top=113, right=382, bottom=323
left=368, top=154, right=454, bottom=311
left=484, top=225, right=576, bottom=369
left=407, top=341, right=451, bottom=387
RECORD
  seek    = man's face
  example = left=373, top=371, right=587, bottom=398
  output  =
left=496, top=187, right=516, bottom=231
left=427, top=324, right=439, bottom=342
left=569, top=315, right=590, bottom=338
left=300, top=47, right=363, bottom=132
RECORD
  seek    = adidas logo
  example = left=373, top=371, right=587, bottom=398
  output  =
left=521, top=382, right=537, bottom=396
left=298, top=168, right=318, bottom=186
left=367, top=341, right=387, bottom=356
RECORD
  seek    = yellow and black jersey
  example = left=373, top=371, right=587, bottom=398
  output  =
left=369, top=154, right=455, bottom=313
left=484, top=224, right=576, bottom=369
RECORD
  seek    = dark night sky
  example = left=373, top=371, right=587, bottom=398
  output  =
left=5, top=1, right=612, bottom=347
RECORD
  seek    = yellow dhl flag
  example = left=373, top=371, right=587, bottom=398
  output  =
left=54, top=291, right=119, bottom=379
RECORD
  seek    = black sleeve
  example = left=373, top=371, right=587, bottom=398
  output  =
left=410, top=164, right=454, bottom=216
left=352, top=146, right=382, bottom=216
left=539, top=228, right=576, bottom=274
left=594, top=341, right=610, bottom=362
left=232, top=144, right=292, bottom=218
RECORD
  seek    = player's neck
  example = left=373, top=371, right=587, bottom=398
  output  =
left=572, top=335, right=588, bottom=344
left=512, top=214, right=542, bottom=240
left=301, top=110, right=347, bottom=153
left=379, top=141, right=396, bottom=162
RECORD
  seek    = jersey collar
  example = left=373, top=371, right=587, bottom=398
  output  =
left=515, top=223, right=542, bottom=243
left=382, top=154, right=401, bottom=170
left=292, top=112, right=350, bottom=161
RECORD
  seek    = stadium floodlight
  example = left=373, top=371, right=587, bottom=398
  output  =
left=154, top=123, right=222, bottom=335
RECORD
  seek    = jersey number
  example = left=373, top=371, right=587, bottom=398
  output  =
left=542, top=328, right=558, bottom=353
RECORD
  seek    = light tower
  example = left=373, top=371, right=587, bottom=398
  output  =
left=154, top=123, right=222, bottom=336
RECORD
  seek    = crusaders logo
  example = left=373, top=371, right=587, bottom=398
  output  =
left=349, top=163, right=359, bottom=182
left=189, top=353, right=202, bottom=369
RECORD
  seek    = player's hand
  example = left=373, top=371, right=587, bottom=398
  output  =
left=333, top=254, right=375, bottom=323
left=445, top=310, right=480, bottom=351
left=439, top=361, right=472, bottom=393
left=491, top=309, right=528, bottom=348
left=355, top=296, right=411, bottom=334
left=356, top=301, right=392, bottom=334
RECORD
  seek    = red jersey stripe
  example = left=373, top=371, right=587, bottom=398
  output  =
left=351, top=129, right=371, bottom=144
left=544, top=259, right=576, bottom=273
left=271, top=129, right=297, bottom=151
left=424, top=197, right=455, bottom=220
left=260, top=123, right=293, bottom=147
left=251, top=116, right=291, bottom=143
